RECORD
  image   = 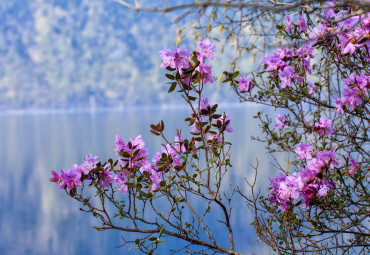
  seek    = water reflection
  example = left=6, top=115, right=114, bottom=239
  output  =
left=0, top=106, right=281, bottom=254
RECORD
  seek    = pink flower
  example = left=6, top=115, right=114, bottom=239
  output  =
left=348, top=157, right=357, bottom=176
left=302, top=184, right=318, bottom=201
left=113, top=172, right=128, bottom=194
left=278, top=175, right=303, bottom=202
left=99, top=168, right=113, bottom=188
left=294, top=143, right=312, bottom=161
left=60, top=168, right=82, bottom=190
left=279, top=66, right=297, bottom=88
left=316, top=149, right=341, bottom=169
left=363, top=13, right=370, bottom=31
left=216, top=114, right=233, bottom=133
left=196, top=64, right=216, bottom=83
left=338, top=16, right=359, bottom=31
left=196, top=39, right=215, bottom=63
left=317, top=180, right=335, bottom=197
left=309, top=25, right=326, bottom=40
left=333, top=96, right=344, bottom=115
left=298, top=16, right=308, bottom=31
left=295, top=44, right=314, bottom=59
left=114, top=135, right=126, bottom=155
left=140, top=162, right=153, bottom=174
left=308, top=82, right=315, bottom=95
left=174, top=135, right=187, bottom=154
left=262, top=53, right=286, bottom=72
left=303, top=58, right=312, bottom=73
left=343, top=43, right=359, bottom=54
left=81, top=153, right=99, bottom=175
left=317, top=185, right=330, bottom=197
left=150, top=169, right=162, bottom=191
left=275, top=113, right=288, bottom=129
left=323, top=8, right=335, bottom=19
left=269, top=173, right=287, bottom=193
left=342, top=88, right=363, bottom=110
left=174, top=45, right=190, bottom=70
left=208, top=134, right=223, bottom=149
left=344, top=73, right=369, bottom=95
left=159, top=47, right=176, bottom=69
left=313, top=117, right=333, bottom=135
left=238, top=76, right=254, bottom=92
left=344, top=73, right=356, bottom=86
left=115, top=135, right=149, bottom=168
left=306, top=158, right=326, bottom=173
left=355, top=74, right=370, bottom=94
left=299, top=167, right=319, bottom=183
left=285, top=14, right=293, bottom=31
left=50, top=171, right=63, bottom=189
left=199, top=97, right=214, bottom=116
left=276, top=47, right=292, bottom=60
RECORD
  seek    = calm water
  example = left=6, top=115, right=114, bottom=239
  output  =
left=0, top=106, right=280, bottom=255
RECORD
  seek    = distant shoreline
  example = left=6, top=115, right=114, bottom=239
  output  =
left=0, top=102, right=259, bottom=116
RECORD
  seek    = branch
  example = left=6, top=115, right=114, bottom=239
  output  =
left=114, top=0, right=370, bottom=14
left=95, top=224, right=243, bottom=255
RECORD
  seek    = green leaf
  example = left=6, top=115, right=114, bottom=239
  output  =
left=276, top=24, right=284, bottom=30
left=113, top=160, right=118, bottom=167
left=165, top=74, right=175, bottom=80
left=108, top=158, right=113, bottom=165
left=182, top=67, right=195, bottom=74
left=121, top=151, right=130, bottom=158
left=166, top=67, right=176, bottom=72
left=188, top=96, right=197, bottom=101
left=168, top=82, right=177, bottom=93
left=133, top=149, right=141, bottom=157
left=137, top=175, right=144, bottom=183
left=174, top=165, right=183, bottom=171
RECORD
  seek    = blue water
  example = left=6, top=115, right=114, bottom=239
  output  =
left=0, top=106, right=279, bottom=255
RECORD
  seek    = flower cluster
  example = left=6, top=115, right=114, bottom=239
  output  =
left=50, top=134, right=188, bottom=193
left=269, top=145, right=342, bottom=210
left=159, top=39, right=217, bottom=84
left=261, top=43, right=313, bottom=89
left=303, top=6, right=370, bottom=113
left=238, top=76, right=254, bottom=93
left=160, top=39, right=231, bottom=151
left=159, top=45, right=190, bottom=70
left=337, top=73, right=369, bottom=111
left=263, top=7, right=369, bottom=212
left=51, top=39, right=232, bottom=196
left=115, top=135, right=149, bottom=168
left=275, top=113, right=288, bottom=129
left=314, top=8, right=370, bottom=56
left=261, top=7, right=370, bottom=113
left=313, top=117, right=333, bottom=135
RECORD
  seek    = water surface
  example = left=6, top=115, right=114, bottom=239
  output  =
left=0, top=106, right=280, bottom=254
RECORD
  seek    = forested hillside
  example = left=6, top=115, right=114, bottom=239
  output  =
left=0, top=0, right=240, bottom=110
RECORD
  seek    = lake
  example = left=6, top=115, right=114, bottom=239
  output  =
left=0, top=105, right=282, bottom=255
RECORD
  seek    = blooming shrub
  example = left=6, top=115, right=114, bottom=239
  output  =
left=51, top=3, right=369, bottom=254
